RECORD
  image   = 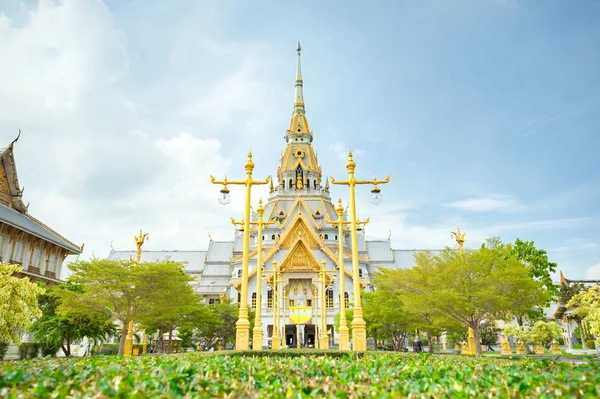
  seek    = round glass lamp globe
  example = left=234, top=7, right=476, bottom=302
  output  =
left=218, top=191, right=231, bottom=205
left=370, top=191, right=383, bottom=205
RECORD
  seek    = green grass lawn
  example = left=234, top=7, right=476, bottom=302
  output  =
left=1, top=351, right=598, bottom=398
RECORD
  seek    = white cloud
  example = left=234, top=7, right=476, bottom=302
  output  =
left=585, top=263, right=600, bottom=280
left=0, top=0, right=126, bottom=123
left=443, top=194, right=525, bottom=213
left=551, top=239, right=600, bottom=253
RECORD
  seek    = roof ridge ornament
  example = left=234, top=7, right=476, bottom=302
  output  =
left=9, top=129, right=21, bottom=150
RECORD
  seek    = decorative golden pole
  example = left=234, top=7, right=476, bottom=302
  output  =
left=235, top=199, right=274, bottom=350
left=124, top=229, right=148, bottom=357
left=210, top=153, right=270, bottom=351
left=451, top=228, right=476, bottom=355
left=331, top=151, right=390, bottom=351
left=325, top=199, right=351, bottom=350
left=271, top=259, right=282, bottom=350
left=319, top=258, right=329, bottom=349
left=282, top=288, right=288, bottom=348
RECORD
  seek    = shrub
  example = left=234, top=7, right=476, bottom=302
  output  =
left=40, top=341, right=61, bottom=357
left=220, top=349, right=365, bottom=359
left=0, top=352, right=598, bottom=397
left=91, top=344, right=119, bottom=356
left=0, top=342, right=8, bottom=360
left=18, top=342, right=41, bottom=359
left=585, top=339, right=596, bottom=350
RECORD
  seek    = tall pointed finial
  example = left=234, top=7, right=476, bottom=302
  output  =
left=450, top=227, right=466, bottom=253
left=9, top=129, right=21, bottom=150
left=294, top=42, right=305, bottom=115
left=325, top=177, right=330, bottom=192
left=269, top=176, right=274, bottom=193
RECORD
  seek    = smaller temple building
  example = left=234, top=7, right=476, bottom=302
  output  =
left=0, top=133, right=82, bottom=285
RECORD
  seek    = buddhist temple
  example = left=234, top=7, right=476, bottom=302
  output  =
left=0, top=132, right=83, bottom=284
left=109, top=46, right=429, bottom=349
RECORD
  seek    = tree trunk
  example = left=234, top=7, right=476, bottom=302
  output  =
left=516, top=315, right=524, bottom=327
left=576, top=319, right=586, bottom=345
left=472, top=324, right=482, bottom=356
left=426, top=330, right=433, bottom=353
left=158, top=326, right=163, bottom=353
left=168, top=326, right=174, bottom=353
left=118, top=321, right=129, bottom=356
left=61, top=344, right=69, bottom=357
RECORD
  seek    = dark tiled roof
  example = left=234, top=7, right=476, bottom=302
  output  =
left=0, top=204, right=81, bottom=253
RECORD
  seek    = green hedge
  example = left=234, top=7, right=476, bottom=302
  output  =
left=91, top=344, right=119, bottom=356
left=18, top=342, right=40, bottom=359
left=1, top=352, right=598, bottom=397
left=40, top=341, right=61, bottom=357
left=215, top=349, right=365, bottom=359
left=585, top=339, right=596, bottom=350
left=0, top=342, right=8, bottom=361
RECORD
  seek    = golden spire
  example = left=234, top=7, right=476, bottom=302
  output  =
left=269, top=176, right=274, bottom=193
left=325, top=177, right=330, bottom=192
left=134, top=229, right=149, bottom=262
left=450, top=227, right=466, bottom=253
left=294, top=42, right=304, bottom=115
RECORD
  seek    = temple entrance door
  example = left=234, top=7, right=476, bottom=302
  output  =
left=305, top=325, right=316, bottom=348
left=285, top=325, right=296, bottom=348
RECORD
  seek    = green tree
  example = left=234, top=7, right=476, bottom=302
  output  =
left=371, top=270, right=463, bottom=353
left=30, top=282, right=117, bottom=357
left=361, top=289, right=418, bottom=351
left=382, top=238, right=548, bottom=355
left=479, top=319, right=501, bottom=351
left=504, top=320, right=562, bottom=347
left=0, top=263, right=44, bottom=344
left=561, top=282, right=590, bottom=344
left=56, top=258, right=195, bottom=355
left=192, top=298, right=245, bottom=350
left=193, top=307, right=223, bottom=350
left=509, top=239, right=558, bottom=324
left=136, top=269, right=202, bottom=353
left=567, top=286, right=600, bottom=339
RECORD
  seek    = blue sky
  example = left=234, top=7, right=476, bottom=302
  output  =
left=1, top=0, right=599, bottom=279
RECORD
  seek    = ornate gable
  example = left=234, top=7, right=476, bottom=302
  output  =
left=279, top=239, right=321, bottom=273
left=280, top=215, right=319, bottom=249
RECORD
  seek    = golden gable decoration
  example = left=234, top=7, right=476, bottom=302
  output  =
left=280, top=217, right=319, bottom=249
left=280, top=240, right=321, bottom=273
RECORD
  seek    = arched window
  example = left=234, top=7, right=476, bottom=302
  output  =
left=289, top=179, right=293, bottom=189
left=271, top=234, right=275, bottom=240
left=262, top=235, right=265, bottom=240
left=324, top=234, right=329, bottom=240
left=237, top=269, right=242, bottom=278
left=251, top=292, right=257, bottom=309
left=267, top=290, right=273, bottom=308
left=335, top=235, right=338, bottom=240
left=358, top=269, right=363, bottom=278
left=314, top=180, right=317, bottom=189
left=295, top=166, right=303, bottom=186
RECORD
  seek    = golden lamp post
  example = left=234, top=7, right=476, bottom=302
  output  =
left=324, top=199, right=354, bottom=350
left=331, top=151, right=390, bottom=351
left=211, top=152, right=270, bottom=351
left=264, top=259, right=283, bottom=349
left=451, top=228, right=476, bottom=355
left=315, top=258, right=338, bottom=349
left=241, top=198, right=274, bottom=350
left=123, top=229, right=148, bottom=357
left=319, top=258, right=329, bottom=349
